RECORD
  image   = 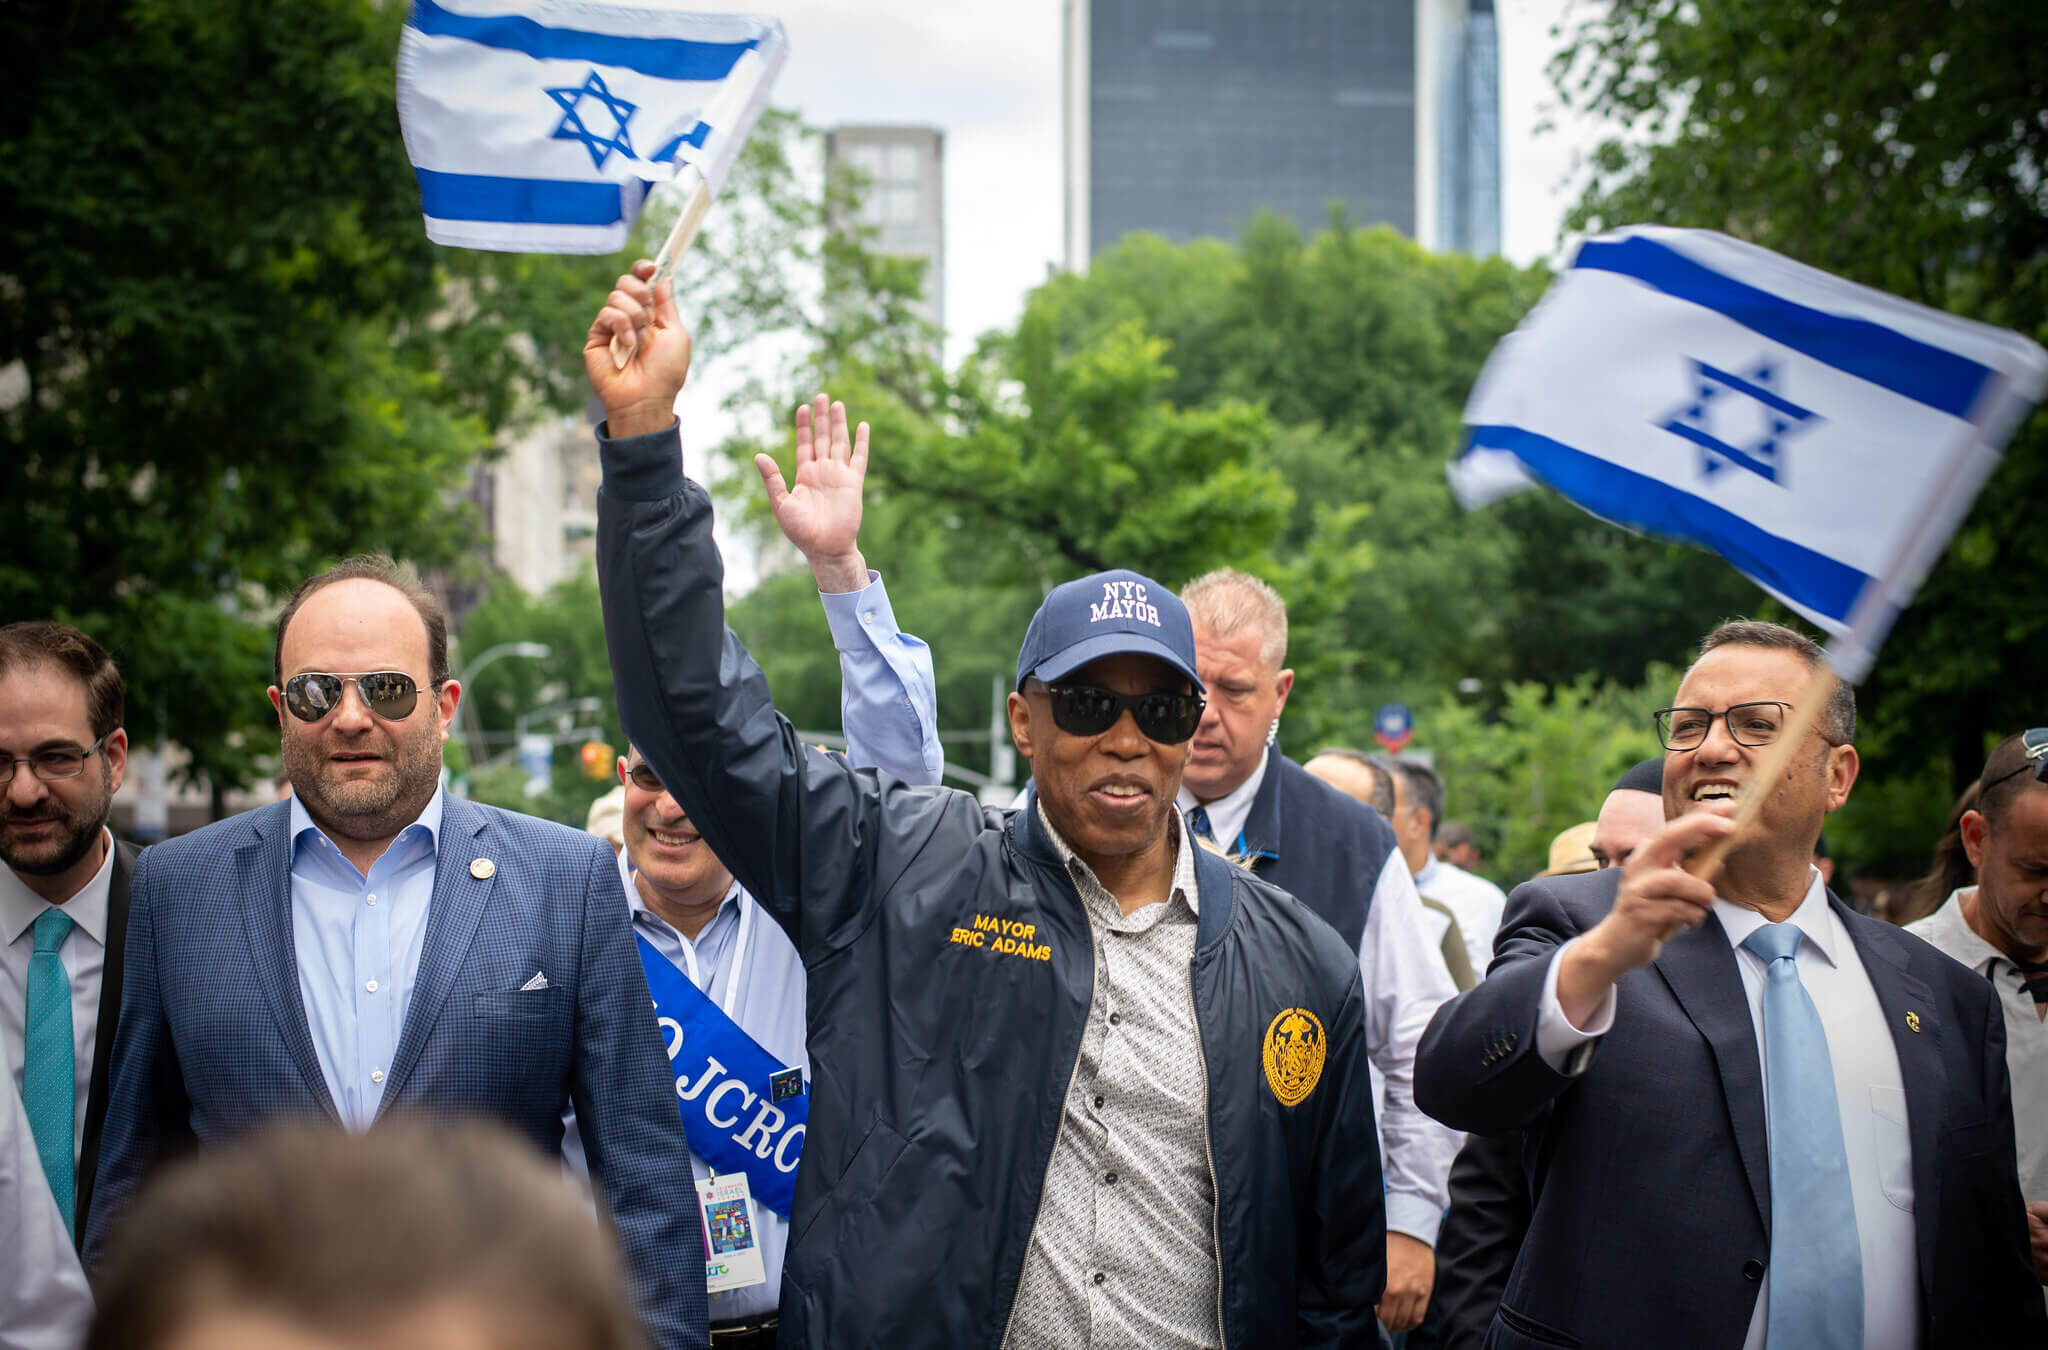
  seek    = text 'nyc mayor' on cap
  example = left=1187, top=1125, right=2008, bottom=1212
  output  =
left=1015, top=570, right=1205, bottom=694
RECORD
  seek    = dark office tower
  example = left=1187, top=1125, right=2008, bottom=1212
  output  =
left=1063, top=0, right=1500, bottom=267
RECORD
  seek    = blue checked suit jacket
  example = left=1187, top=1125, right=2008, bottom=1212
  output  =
left=83, top=796, right=708, bottom=1349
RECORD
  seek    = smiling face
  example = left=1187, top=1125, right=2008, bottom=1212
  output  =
left=1009, top=652, right=1192, bottom=870
left=1184, top=625, right=1292, bottom=802
left=270, top=579, right=458, bottom=854
left=618, top=752, right=733, bottom=924
left=0, top=662, right=125, bottom=896
left=1661, top=644, right=1856, bottom=868
left=1962, top=785, right=2048, bottom=962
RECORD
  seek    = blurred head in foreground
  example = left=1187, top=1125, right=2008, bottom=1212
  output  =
left=87, top=1119, right=641, bottom=1350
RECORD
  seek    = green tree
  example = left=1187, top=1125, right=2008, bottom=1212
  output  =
left=1554, top=0, right=2048, bottom=803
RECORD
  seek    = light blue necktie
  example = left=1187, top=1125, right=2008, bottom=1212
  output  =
left=1743, top=921, right=1861, bottom=1349
left=1186, top=805, right=1214, bottom=843
left=25, top=907, right=77, bottom=1239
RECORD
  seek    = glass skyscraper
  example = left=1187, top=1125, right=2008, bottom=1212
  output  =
left=1063, top=0, right=1500, bottom=266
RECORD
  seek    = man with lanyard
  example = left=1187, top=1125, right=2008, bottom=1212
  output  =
left=566, top=395, right=944, bottom=1348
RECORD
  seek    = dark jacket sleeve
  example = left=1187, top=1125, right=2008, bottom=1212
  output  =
left=80, top=846, right=192, bottom=1271
left=1414, top=877, right=1590, bottom=1134
left=1421, top=1130, right=1532, bottom=1350
left=594, top=422, right=976, bottom=961
left=1295, top=964, right=1388, bottom=1348
left=567, top=835, right=709, bottom=1350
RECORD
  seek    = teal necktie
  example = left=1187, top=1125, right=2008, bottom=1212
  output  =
left=25, top=907, right=77, bottom=1238
left=1743, top=921, right=1861, bottom=1349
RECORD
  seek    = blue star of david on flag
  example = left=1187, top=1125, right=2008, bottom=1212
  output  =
left=1656, top=358, right=1822, bottom=485
left=547, top=70, right=638, bottom=169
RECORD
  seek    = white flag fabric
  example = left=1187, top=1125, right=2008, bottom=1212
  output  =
left=396, top=0, right=788, bottom=252
left=1452, top=226, right=2048, bottom=682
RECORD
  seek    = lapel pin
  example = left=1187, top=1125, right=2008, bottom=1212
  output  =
left=471, top=858, right=496, bottom=880
left=1905, top=1010, right=1921, bottom=1033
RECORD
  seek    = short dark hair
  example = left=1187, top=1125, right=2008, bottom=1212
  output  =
left=273, top=555, right=449, bottom=688
left=1311, top=747, right=1395, bottom=819
left=86, top=1119, right=639, bottom=1350
left=1976, top=730, right=2048, bottom=830
left=1694, top=619, right=1855, bottom=745
left=1435, top=819, right=1475, bottom=850
left=0, top=621, right=124, bottom=740
left=1390, top=757, right=1445, bottom=832
left=1612, top=756, right=1665, bottom=797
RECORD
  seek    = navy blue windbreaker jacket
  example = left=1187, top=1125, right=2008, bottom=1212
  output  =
left=595, top=422, right=1387, bottom=1349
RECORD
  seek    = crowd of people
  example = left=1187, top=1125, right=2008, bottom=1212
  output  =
left=2, top=264, right=2044, bottom=1349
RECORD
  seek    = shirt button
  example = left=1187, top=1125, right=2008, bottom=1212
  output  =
left=1093, top=1095, right=1105, bottom=1109
left=1108, top=1012, right=1121, bottom=1026
left=365, top=979, right=378, bottom=993
left=862, top=611, right=876, bottom=624
left=1092, top=1272, right=1106, bottom=1286
left=367, top=894, right=377, bottom=906
left=370, top=1069, right=385, bottom=1084
left=1742, top=1258, right=1764, bottom=1281
left=1103, top=1171, right=1117, bottom=1185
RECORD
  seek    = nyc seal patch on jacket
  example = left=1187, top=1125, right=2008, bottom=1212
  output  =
left=1262, top=1007, right=1326, bottom=1106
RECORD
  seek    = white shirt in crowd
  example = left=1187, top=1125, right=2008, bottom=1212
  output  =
left=1413, top=852, right=1506, bottom=979
left=1537, top=869, right=1921, bottom=1350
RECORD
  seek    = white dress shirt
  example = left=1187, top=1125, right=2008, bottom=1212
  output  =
left=1413, top=853, right=1506, bottom=979
left=1175, top=751, right=1267, bottom=854
left=1537, top=870, right=1921, bottom=1350
left=1907, top=889, right=2048, bottom=1204
left=0, top=829, right=115, bottom=1167
left=0, top=1034, right=93, bottom=1350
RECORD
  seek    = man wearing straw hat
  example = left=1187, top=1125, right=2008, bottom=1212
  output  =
left=1416, top=619, right=2043, bottom=1349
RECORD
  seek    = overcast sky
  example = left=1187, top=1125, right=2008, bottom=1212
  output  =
left=744, top=0, right=1602, bottom=348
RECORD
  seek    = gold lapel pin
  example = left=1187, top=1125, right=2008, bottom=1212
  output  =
left=471, top=858, right=496, bottom=880
left=1905, top=1010, right=1921, bottom=1033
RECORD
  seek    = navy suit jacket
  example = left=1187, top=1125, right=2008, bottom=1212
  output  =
left=1415, top=867, right=2045, bottom=1350
left=85, top=797, right=707, bottom=1349
left=1236, top=744, right=1403, bottom=955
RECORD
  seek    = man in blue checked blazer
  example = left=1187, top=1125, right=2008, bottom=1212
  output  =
left=84, top=556, right=707, bottom=1350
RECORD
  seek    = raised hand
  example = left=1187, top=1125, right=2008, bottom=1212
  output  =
left=755, top=394, right=870, bottom=593
left=1556, top=810, right=1729, bottom=1028
left=584, top=261, right=693, bottom=438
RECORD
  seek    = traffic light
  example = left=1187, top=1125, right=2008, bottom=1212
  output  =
left=580, top=740, right=614, bottom=780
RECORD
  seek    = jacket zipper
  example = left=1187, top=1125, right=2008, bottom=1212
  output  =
left=1189, top=961, right=1228, bottom=1350
left=997, top=867, right=1093, bottom=1350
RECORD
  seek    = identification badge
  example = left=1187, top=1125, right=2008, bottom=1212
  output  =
left=769, top=1066, right=805, bottom=1102
left=696, top=1171, right=768, bottom=1293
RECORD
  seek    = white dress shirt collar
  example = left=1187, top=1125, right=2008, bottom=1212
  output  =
left=1174, top=748, right=1268, bottom=852
left=1712, top=867, right=1840, bottom=967
left=1913, top=887, right=2004, bottom=974
left=0, top=827, right=114, bottom=948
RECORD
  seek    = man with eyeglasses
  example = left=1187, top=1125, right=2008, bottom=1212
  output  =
left=588, top=264, right=1385, bottom=1349
left=1417, top=619, right=2044, bottom=1349
left=85, top=556, right=710, bottom=1350
left=1906, top=728, right=2048, bottom=1286
left=0, top=620, right=130, bottom=1342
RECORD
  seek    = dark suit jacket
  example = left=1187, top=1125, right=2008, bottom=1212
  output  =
left=1407, top=1129, right=1531, bottom=1350
left=1415, top=867, right=2046, bottom=1350
left=70, top=836, right=137, bottom=1247
left=85, top=797, right=708, bottom=1349
left=1239, top=744, right=1404, bottom=954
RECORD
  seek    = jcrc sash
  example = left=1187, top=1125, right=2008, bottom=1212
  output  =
left=637, top=932, right=807, bottom=1217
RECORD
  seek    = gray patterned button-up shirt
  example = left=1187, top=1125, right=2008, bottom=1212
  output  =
left=1002, top=806, right=1220, bottom=1349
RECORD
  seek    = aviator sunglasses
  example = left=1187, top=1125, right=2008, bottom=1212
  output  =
left=282, top=672, right=432, bottom=723
left=1981, top=727, right=2048, bottom=793
left=1042, top=684, right=1205, bottom=745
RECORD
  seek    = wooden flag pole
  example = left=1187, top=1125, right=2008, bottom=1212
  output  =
left=611, top=166, right=713, bottom=370
left=1668, top=663, right=1843, bottom=927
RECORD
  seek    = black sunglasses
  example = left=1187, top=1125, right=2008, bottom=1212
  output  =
left=1981, top=727, right=2048, bottom=794
left=1043, top=684, right=1205, bottom=744
left=282, top=672, right=430, bottom=724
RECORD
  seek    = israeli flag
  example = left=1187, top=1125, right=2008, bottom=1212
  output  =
left=396, top=0, right=788, bottom=252
left=1453, top=226, right=2048, bottom=681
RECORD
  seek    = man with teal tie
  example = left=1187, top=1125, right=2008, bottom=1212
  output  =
left=0, top=622, right=137, bottom=1259
left=1416, top=620, right=2044, bottom=1348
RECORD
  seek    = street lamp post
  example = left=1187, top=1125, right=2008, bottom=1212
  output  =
left=453, top=641, right=551, bottom=770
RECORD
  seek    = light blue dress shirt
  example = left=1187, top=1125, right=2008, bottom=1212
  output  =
left=821, top=573, right=944, bottom=781
left=288, top=786, right=445, bottom=1131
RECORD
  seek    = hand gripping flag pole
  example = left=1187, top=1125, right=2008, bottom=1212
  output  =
left=611, top=165, right=712, bottom=369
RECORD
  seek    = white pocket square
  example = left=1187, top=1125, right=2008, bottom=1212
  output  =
left=518, top=970, right=550, bottom=992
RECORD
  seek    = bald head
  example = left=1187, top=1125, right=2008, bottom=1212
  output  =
left=1589, top=783, right=1665, bottom=870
